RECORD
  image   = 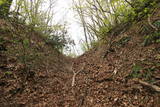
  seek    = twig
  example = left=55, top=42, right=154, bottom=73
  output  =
left=71, top=63, right=85, bottom=87
left=124, top=0, right=134, bottom=8
left=133, top=79, right=160, bottom=92
left=148, top=15, right=158, bottom=31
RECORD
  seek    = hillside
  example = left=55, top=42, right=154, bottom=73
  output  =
left=68, top=8, right=160, bottom=107
left=0, top=19, right=73, bottom=106
left=0, top=4, right=160, bottom=107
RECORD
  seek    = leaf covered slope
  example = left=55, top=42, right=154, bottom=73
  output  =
left=0, top=3, right=160, bottom=107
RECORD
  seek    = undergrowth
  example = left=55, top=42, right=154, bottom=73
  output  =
left=128, top=60, right=160, bottom=83
left=143, top=20, right=160, bottom=46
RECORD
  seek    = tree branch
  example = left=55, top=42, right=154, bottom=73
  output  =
left=133, top=79, right=160, bottom=92
left=72, top=63, right=85, bottom=87
left=148, top=15, right=158, bottom=31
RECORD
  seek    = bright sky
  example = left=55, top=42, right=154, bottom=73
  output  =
left=54, top=0, right=85, bottom=55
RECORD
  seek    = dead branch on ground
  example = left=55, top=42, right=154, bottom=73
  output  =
left=148, top=15, right=158, bottom=31
left=133, top=78, right=160, bottom=92
left=71, top=63, right=85, bottom=87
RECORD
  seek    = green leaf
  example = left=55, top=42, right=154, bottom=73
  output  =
left=5, top=71, right=12, bottom=75
left=0, top=0, right=4, bottom=5
left=133, top=65, right=142, bottom=72
left=23, top=39, right=29, bottom=48
left=0, top=0, right=7, bottom=5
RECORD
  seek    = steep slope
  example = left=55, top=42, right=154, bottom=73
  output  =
left=0, top=19, right=73, bottom=106
left=70, top=7, right=160, bottom=107
left=0, top=6, right=160, bottom=107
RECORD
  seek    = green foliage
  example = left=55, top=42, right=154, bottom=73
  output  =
left=129, top=64, right=153, bottom=82
left=90, top=40, right=100, bottom=49
left=130, top=64, right=143, bottom=78
left=0, top=0, right=4, bottom=5
left=128, top=60, right=159, bottom=82
left=23, top=39, right=30, bottom=48
left=45, top=24, right=73, bottom=52
left=4, top=71, right=12, bottom=75
left=115, top=36, right=131, bottom=47
left=12, top=0, right=73, bottom=53
left=0, top=0, right=9, bottom=5
left=0, top=0, right=13, bottom=18
left=73, top=0, right=159, bottom=49
left=98, top=26, right=110, bottom=39
left=143, top=31, right=160, bottom=46
left=153, top=20, right=160, bottom=28
left=81, top=42, right=89, bottom=52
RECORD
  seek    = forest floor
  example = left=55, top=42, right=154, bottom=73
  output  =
left=0, top=8, right=160, bottom=107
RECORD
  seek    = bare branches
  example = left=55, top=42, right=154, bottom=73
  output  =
left=124, top=0, right=134, bottom=8
left=12, top=0, right=56, bottom=30
left=73, top=0, right=90, bottom=49
left=72, top=0, right=133, bottom=44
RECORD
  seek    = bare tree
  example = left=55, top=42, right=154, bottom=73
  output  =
left=72, top=0, right=133, bottom=48
left=73, top=0, right=90, bottom=50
